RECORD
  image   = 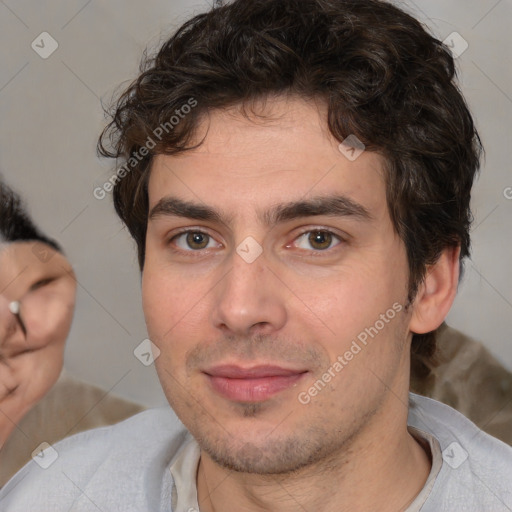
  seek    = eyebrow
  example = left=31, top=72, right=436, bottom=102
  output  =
left=148, top=195, right=372, bottom=226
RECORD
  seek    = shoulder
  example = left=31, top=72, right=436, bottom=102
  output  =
left=408, top=392, right=512, bottom=510
left=0, top=407, right=187, bottom=512
left=0, top=372, right=146, bottom=487
left=51, top=370, right=147, bottom=425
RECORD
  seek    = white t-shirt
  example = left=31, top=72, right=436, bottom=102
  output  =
left=1, top=393, right=511, bottom=511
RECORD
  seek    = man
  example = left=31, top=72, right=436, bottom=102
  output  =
left=0, top=180, right=144, bottom=486
left=1, top=0, right=511, bottom=510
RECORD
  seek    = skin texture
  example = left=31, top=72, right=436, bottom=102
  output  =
left=142, top=96, right=459, bottom=512
left=0, top=242, right=76, bottom=447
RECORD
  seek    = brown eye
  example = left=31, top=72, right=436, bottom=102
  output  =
left=170, top=230, right=221, bottom=253
left=186, top=232, right=210, bottom=249
left=308, top=231, right=333, bottom=250
left=291, top=230, right=342, bottom=252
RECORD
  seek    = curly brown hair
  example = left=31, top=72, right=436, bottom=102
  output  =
left=97, top=0, right=482, bottom=382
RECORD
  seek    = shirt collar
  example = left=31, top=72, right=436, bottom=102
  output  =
left=169, top=433, right=201, bottom=512
left=404, top=425, right=443, bottom=511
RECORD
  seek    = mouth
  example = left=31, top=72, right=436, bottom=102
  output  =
left=203, top=364, right=309, bottom=402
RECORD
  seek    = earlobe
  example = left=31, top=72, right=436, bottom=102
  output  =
left=409, top=246, right=461, bottom=335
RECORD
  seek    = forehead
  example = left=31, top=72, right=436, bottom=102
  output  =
left=0, top=242, right=69, bottom=295
left=147, top=96, right=388, bottom=219
left=0, top=241, right=53, bottom=262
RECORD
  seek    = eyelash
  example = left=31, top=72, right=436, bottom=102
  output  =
left=167, top=228, right=346, bottom=255
left=30, top=277, right=56, bottom=291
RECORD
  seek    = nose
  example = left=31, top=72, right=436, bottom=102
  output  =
left=210, top=249, right=287, bottom=337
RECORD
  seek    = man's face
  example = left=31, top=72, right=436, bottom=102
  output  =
left=143, top=96, right=413, bottom=474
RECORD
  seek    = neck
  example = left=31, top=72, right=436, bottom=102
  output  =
left=196, top=393, right=431, bottom=512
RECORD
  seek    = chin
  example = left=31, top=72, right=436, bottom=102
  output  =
left=195, top=422, right=333, bottom=475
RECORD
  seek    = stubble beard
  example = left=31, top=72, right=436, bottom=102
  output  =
left=189, top=399, right=380, bottom=477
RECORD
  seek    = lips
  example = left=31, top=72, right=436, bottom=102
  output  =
left=204, top=364, right=308, bottom=402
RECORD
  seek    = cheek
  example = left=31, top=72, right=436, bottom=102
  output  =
left=142, top=268, right=175, bottom=330
left=142, top=268, right=208, bottom=360
left=143, top=257, right=216, bottom=323
left=290, top=258, right=407, bottom=362
left=22, top=296, right=74, bottom=351
left=290, top=263, right=384, bottom=329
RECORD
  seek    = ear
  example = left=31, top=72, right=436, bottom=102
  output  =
left=409, top=246, right=460, bottom=334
